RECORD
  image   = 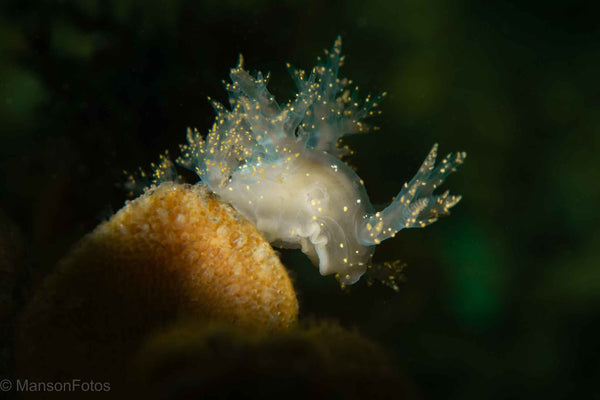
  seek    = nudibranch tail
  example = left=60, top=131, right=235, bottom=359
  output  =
left=358, top=144, right=466, bottom=246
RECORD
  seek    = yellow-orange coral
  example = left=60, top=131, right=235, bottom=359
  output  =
left=133, top=320, right=406, bottom=400
left=16, top=182, right=297, bottom=385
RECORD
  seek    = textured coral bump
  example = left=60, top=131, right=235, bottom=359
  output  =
left=96, top=181, right=299, bottom=331
left=16, top=182, right=298, bottom=383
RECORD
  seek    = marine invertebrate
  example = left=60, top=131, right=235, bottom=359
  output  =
left=134, top=319, right=405, bottom=400
left=177, top=37, right=466, bottom=285
left=16, top=182, right=297, bottom=385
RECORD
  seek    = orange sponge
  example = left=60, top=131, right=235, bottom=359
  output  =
left=16, top=182, right=297, bottom=384
left=133, top=320, right=405, bottom=400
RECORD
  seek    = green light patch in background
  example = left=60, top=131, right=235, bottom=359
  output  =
left=442, top=221, right=507, bottom=330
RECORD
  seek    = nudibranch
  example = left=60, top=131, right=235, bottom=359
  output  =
left=177, top=37, right=466, bottom=285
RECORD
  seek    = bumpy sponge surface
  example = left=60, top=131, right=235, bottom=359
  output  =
left=16, top=182, right=297, bottom=383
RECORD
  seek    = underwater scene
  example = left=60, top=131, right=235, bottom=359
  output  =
left=1, top=0, right=599, bottom=398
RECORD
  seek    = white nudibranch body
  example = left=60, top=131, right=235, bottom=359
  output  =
left=177, top=37, right=466, bottom=285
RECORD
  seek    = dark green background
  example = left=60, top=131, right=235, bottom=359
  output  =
left=1, top=0, right=598, bottom=398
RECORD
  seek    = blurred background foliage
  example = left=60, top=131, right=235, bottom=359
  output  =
left=1, top=0, right=599, bottom=398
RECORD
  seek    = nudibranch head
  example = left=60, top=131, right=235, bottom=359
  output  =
left=177, top=36, right=466, bottom=286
